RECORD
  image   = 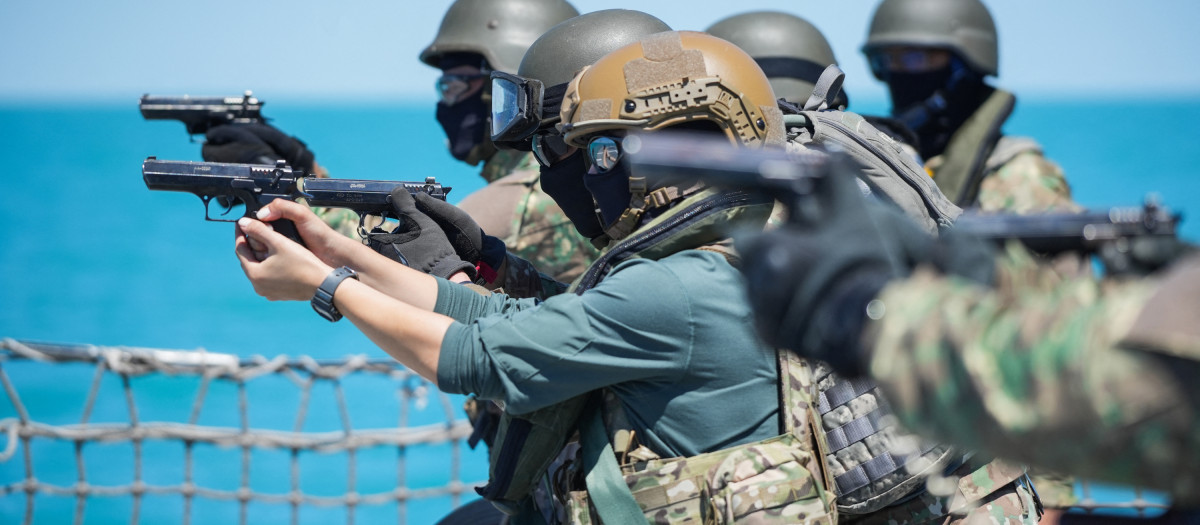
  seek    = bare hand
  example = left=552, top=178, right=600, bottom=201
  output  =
left=235, top=216, right=332, bottom=301
left=253, top=199, right=365, bottom=268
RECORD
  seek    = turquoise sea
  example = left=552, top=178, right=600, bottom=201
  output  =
left=1, top=96, right=1196, bottom=523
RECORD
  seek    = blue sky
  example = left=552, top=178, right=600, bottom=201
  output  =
left=2, top=0, right=1199, bottom=103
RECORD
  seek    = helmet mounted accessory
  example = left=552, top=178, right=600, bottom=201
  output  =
left=490, top=71, right=544, bottom=143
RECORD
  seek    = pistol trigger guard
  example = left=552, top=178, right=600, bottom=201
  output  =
left=199, top=195, right=218, bottom=222
left=357, top=215, right=372, bottom=242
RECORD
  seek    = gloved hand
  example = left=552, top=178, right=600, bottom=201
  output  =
left=738, top=160, right=963, bottom=376
left=366, top=188, right=477, bottom=280
left=202, top=123, right=316, bottom=173
left=411, top=192, right=508, bottom=283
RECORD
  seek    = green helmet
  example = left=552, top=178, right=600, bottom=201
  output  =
left=862, top=0, right=998, bottom=78
left=420, top=0, right=579, bottom=73
left=706, top=11, right=839, bottom=103
left=517, top=9, right=671, bottom=87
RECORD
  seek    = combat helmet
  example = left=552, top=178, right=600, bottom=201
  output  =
left=490, top=9, right=671, bottom=146
left=420, top=0, right=579, bottom=72
left=862, top=0, right=998, bottom=78
left=706, top=11, right=843, bottom=104
left=560, top=31, right=785, bottom=149
left=558, top=31, right=785, bottom=241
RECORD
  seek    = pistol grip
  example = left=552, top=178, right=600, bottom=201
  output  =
left=273, top=219, right=307, bottom=248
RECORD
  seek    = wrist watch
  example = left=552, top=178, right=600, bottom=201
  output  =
left=311, top=266, right=359, bottom=322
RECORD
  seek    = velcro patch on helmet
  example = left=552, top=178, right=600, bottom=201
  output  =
left=640, top=30, right=684, bottom=61
left=578, top=99, right=613, bottom=123
left=624, top=50, right=707, bottom=94
left=760, top=104, right=785, bottom=146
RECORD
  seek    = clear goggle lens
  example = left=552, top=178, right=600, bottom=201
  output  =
left=869, top=48, right=949, bottom=76
left=491, top=76, right=522, bottom=138
left=435, top=73, right=486, bottom=106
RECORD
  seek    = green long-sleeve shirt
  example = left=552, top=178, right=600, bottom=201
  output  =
left=434, top=249, right=779, bottom=458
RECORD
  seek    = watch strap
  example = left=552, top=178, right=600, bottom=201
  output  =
left=311, top=266, right=359, bottom=322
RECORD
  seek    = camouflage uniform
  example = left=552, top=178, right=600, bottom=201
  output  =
left=926, top=138, right=1080, bottom=215
left=865, top=245, right=1200, bottom=502
left=308, top=162, right=379, bottom=239
left=458, top=149, right=598, bottom=287
left=928, top=132, right=1085, bottom=509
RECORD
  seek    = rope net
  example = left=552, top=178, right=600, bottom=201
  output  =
left=0, top=338, right=1173, bottom=523
left=0, top=338, right=479, bottom=525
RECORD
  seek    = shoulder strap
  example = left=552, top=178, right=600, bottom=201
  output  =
left=580, top=397, right=650, bottom=524
left=803, top=65, right=847, bottom=111
left=932, top=89, right=1016, bottom=206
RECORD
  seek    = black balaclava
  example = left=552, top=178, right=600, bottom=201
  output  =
left=435, top=54, right=492, bottom=163
left=887, top=56, right=991, bottom=160
left=583, top=158, right=634, bottom=231
left=539, top=150, right=606, bottom=240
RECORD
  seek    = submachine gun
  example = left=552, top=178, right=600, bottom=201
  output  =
left=626, top=132, right=1184, bottom=275
left=142, top=158, right=450, bottom=245
left=139, top=91, right=265, bottom=138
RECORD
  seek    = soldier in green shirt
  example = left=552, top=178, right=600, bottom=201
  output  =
left=229, top=30, right=839, bottom=524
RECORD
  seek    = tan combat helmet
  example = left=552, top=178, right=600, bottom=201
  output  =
left=560, top=31, right=785, bottom=149
left=420, top=0, right=579, bottom=73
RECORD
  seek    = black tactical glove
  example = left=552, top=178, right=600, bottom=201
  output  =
left=366, top=188, right=477, bottom=280
left=202, top=123, right=316, bottom=172
left=738, top=163, right=997, bottom=377
left=411, top=192, right=508, bottom=283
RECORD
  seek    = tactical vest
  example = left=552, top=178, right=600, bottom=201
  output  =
left=473, top=187, right=837, bottom=524
left=783, top=66, right=1031, bottom=516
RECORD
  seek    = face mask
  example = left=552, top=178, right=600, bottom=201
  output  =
left=582, top=158, right=634, bottom=231
left=539, top=150, right=605, bottom=240
left=436, top=91, right=490, bottom=162
left=887, top=66, right=955, bottom=116
left=888, top=58, right=988, bottom=159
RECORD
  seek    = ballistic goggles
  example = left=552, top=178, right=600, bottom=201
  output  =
left=436, top=70, right=489, bottom=106
left=867, top=47, right=952, bottom=78
left=490, top=71, right=573, bottom=145
left=490, top=71, right=544, bottom=142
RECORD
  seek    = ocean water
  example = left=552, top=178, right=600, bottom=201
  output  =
left=1, top=97, right=1196, bottom=522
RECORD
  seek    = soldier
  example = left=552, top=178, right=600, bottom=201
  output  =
left=705, top=11, right=1043, bottom=524
left=736, top=164, right=1200, bottom=504
left=412, top=9, right=673, bottom=300
left=231, top=30, right=839, bottom=524
left=419, top=0, right=597, bottom=286
left=864, top=0, right=1083, bottom=511
left=862, top=0, right=1077, bottom=214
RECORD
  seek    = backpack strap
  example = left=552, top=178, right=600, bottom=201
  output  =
left=932, top=89, right=1016, bottom=206
left=803, top=64, right=847, bottom=111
